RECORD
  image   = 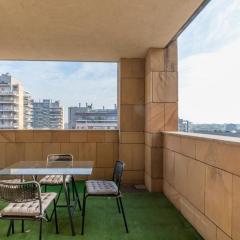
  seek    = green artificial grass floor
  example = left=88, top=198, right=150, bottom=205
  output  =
left=0, top=182, right=202, bottom=240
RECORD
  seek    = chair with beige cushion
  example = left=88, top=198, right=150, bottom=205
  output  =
left=39, top=154, right=81, bottom=218
left=81, top=160, right=129, bottom=234
left=0, top=180, right=59, bottom=240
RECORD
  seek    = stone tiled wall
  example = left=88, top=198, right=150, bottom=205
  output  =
left=0, top=130, right=136, bottom=184
left=119, top=59, right=145, bottom=184
left=145, top=41, right=178, bottom=192
left=163, top=131, right=240, bottom=240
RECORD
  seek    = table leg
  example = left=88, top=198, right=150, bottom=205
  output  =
left=63, top=175, right=75, bottom=236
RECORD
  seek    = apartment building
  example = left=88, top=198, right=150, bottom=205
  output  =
left=68, top=103, right=117, bottom=130
left=33, top=99, right=63, bottom=129
left=24, top=91, right=33, bottom=129
left=0, top=73, right=24, bottom=129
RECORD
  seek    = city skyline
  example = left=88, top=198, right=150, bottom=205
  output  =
left=0, top=61, right=117, bottom=121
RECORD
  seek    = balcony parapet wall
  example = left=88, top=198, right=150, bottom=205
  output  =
left=163, top=131, right=240, bottom=240
left=0, top=130, right=143, bottom=184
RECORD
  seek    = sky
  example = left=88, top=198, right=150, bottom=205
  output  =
left=0, top=0, right=239, bottom=124
left=0, top=61, right=117, bottom=121
left=178, top=0, right=240, bottom=124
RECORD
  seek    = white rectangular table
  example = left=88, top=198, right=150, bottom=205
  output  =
left=0, top=160, right=94, bottom=236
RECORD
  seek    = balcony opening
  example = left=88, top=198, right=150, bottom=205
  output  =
left=0, top=61, right=118, bottom=130
left=178, top=0, right=240, bottom=137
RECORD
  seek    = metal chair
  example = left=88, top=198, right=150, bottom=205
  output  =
left=81, top=160, right=129, bottom=234
left=0, top=180, right=59, bottom=240
left=39, top=154, right=81, bottom=219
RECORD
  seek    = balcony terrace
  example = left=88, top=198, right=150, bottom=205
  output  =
left=0, top=0, right=236, bottom=240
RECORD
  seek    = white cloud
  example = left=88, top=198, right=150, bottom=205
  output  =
left=179, top=37, right=240, bottom=123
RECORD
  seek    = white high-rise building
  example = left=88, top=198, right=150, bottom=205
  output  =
left=0, top=73, right=25, bottom=129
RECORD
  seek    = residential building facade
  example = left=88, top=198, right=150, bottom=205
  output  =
left=24, top=91, right=33, bottom=129
left=0, top=73, right=24, bottom=129
left=33, top=99, right=63, bottom=129
left=68, top=103, right=117, bottom=130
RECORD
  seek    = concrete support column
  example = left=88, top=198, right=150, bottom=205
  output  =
left=145, top=41, right=178, bottom=192
left=119, top=59, right=145, bottom=184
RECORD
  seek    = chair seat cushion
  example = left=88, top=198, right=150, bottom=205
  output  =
left=86, top=180, right=119, bottom=195
left=0, top=192, right=57, bottom=217
left=39, top=175, right=71, bottom=185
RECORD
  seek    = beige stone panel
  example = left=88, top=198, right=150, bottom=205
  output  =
left=180, top=136, right=196, bottom=159
left=96, top=143, right=114, bottom=168
left=120, top=58, right=145, bottom=79
left=91, top=168, right=105, bottom=180
left=145, top=103, right=164, bottom=133
left=196, top=140, right=219, bottom=167
left=120, top=105, right=145, bottom=132
left=164, top=103, right=178, bottom=131
left=146, top=48, right=165, bottom=72
left=69, top=131, right=87, bottom=143
left=0, top=143, right=6, bottom=168
left=42, top=143, right=61, bottom=160
left=6, top=143, right=25, bottom=165
left=0, top=131, right=15, bottom=142
left=163, top=181, right=181, bottom=210
left=151, top=147, right=163, bottom=179
left=217, top=143, right=240, bottom=176
left=105, top=131, right=119, bottom=143
left=104, top=168, right=114, bottom=179
left=87, top=131, right=105, bottom=143
left=232, top=175, right=240, bottom=240
left=174, top=153, right=189, bottom=198
left=163, top=134, right=181, bottom=152
left=180, top=198, right=217, bottom=240
left=131, top=105, right=145, bottom=131
left=60, top=143, right=79, bottom=160
left=113, top=143, right=119, bottom=162
left=132, top=144, right=145, bottom=171
left=25, top=143, right=43, bottom=161
left=34, top=131, right=52, bottom=142
left=145, top=173, right=152, bottom=191
left=145, top=146, right=162, bottom=178
left=145, top=132, right=162, bottom=147
left=145, top=145, right=151, bottom=176
left=121, top=77, right=144, bottom=104
left=145, top=133, right=152, bottom=146
left=152, top=72, right=178, bottom=103
left=145, top=173, right=162, bottom=192
left=15, top=131, right=34, bottom=142
left=205, top=166, right=232, bottom=236
left=145, top=71, right=152, bottom=103
left=78, top=143, right=96, bottom=161
left=187, top=159, right=205, bottom=213
left=163, top=149, right=175, bottom=186
left=217, top=228, right=231, bottom=240
left=123, top=170, right=144, bottom=184
left=120, top=132, right=144, bottom=144
left=120, top=105, right=132, bottom=131
left=51, top=131, right=70, bottom=143
left=165, top=40, right=178, bottom=72
left=119, top=144, right=132, bottom=170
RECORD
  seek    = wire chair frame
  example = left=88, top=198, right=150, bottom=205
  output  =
left=0, top=181, right=42, bottom=216
left=46, top=154, right=73, bottom=168
left=112, top=160, right=125, bottom=194
left=81, top=160, right=128, bottom=235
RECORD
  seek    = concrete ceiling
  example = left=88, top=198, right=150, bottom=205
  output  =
left=0, top=0, right=206, bottom=61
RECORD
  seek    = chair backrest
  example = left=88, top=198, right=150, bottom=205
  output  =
left=112, top=160, right=125, bottom=191
left=0, top=181, right=42, bottom=213
left=47, top=154, right=73, bottom=167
